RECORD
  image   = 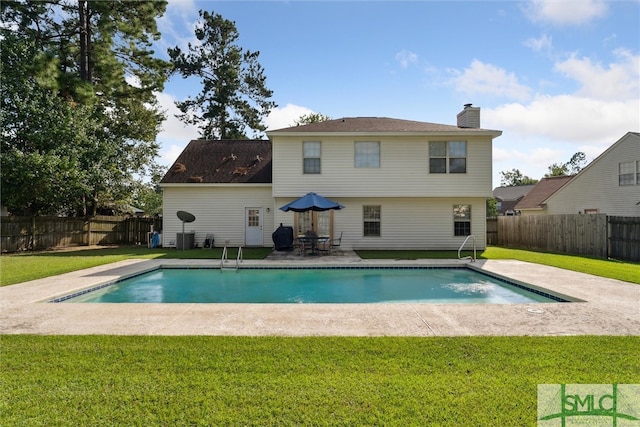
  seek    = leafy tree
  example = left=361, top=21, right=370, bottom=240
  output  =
left=293, top=113, right=331, bottom=126
left=168, top=10, right=277, bottom=139
left=486, top=198, right=498, bottom=218
left=1, top=1, right=170, bottom=216
left=499, top=169, right=539, bottom=187
left=0, top=33, right=93, bottom=215
left=546, top=162, right=568, bottom=177
left=131, top=165, right=165, bottom=216
left=545, top=152, right=587, bottom=177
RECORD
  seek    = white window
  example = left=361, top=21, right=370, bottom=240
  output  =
left=429, top=141, right=467, bottom=174
left=619, top=161, right=636, bottom=186
left=363, top=205, right=381, bottom=237
left=355, top=142, right=380, bottom=168
left=453, top=204, right=471, bottom=236
left=303, top=141, right=321, bottom=174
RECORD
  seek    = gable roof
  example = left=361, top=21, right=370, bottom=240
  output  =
left=160, top=139, right=272, bottom=184
left=268, top=117, right=502, bottom=137
left=515, top=176, right=574, bottom=210
left=543, top=132, right=640, bottom=205
left=492, top=185, right=536, bottom=202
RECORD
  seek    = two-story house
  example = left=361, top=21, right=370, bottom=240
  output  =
left=160, top=105, right=502, bottom=250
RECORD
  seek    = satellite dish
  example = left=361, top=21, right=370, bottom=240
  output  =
left=177, top=210, right=196, bottom=223
left=176, top=211, right=196, bottom=250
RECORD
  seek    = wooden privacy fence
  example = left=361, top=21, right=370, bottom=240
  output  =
left=490, top=214, right=639, bottom=261
left=1, top=216, right=162, bottom=252
left=608, top=216, right=640, bottom=261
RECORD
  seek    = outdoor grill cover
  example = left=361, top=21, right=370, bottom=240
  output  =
left=272, top=224, right=294, bottom=251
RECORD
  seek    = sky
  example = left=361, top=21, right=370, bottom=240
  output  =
left=153, top=0, right=640, bottom=188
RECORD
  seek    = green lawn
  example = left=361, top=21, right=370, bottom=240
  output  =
left=2, top=335, right=638, bottom=426
left=1, top=247, right=638, bottom=425
left=0, top=246, right=272, bottom=287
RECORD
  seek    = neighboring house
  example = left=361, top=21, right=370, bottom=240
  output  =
left=160, top=105, right=502, bottom=250
left=492, top=185, right=535, bottom=215
left=542, top=132, right=640, bottom=216
left=514, top=176, right=574, bottom=216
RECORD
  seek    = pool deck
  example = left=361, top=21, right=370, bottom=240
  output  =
left=1, top=252, right=638, bottom=336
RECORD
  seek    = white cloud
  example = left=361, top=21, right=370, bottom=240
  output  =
left=554, top=49, right=640, bottom=101
left=156, top=91, right=199, bottom=139
left=160, top=143, right=187, bottom=166
left=395, top=50, right=418, bottom=69
left=485, top=95, right=638, bottom=144
left=264, top=104, right=315, bottom=130
left=155, top=91, right=199, bottom=166
left=524, top=33, right=552, bottom=52
left=156, top=0, right=199, bottom=56
left=525, top=0, right=608, bottom=25
left=449, top=59, right=532, bottom=102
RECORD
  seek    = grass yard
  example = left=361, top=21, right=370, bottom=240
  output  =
left=2, top=335, right=638, bottom=426
left=1, top=245, right=638, bottom=424
left=0, top=246, right=272, bottom=287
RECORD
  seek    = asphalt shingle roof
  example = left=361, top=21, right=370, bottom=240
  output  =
left=160, top=139, right=272, bottom=184
left=515, top=176, right=574, bottom=210
left=492, top=185, right=536, bottom=201
left=268, top=117, right=501, bottom=134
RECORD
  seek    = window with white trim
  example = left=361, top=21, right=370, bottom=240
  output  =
left=363, top=205, right=381, bottom=237
left=303, top=141, right=321, bottom=174
left=618, top=161, right=637, bottom=185
left=453, top=204, right=471, bottom=236
left=355, top=141, right=380, bottom=168
left=429, top=141, right=467, bottom=174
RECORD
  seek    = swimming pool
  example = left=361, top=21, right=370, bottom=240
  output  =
left=54, top=267, right=568, bottom=304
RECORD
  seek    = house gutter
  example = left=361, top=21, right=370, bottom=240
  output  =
left=159, top=183, right=272, bottom=188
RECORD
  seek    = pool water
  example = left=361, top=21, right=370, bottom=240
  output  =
left=58, top=268, right=564, bottom=304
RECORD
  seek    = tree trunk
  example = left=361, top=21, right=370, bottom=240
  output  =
left=78, top=0, right=91, bottom=82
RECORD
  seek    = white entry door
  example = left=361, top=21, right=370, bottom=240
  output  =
left=245, top=207, right=263, bottom=246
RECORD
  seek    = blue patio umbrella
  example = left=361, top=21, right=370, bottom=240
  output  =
left=279, top=192, right=345, bottom=212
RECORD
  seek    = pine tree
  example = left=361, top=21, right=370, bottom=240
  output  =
left=168, top=10, right=277, bottom=139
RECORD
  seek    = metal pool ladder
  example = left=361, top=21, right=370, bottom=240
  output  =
left=221, top=244, right=243, bottom=270
left=457, top=235, right=476, bottom=262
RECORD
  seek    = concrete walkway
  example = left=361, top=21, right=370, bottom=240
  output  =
left=0, top=254, right=638, bottom=336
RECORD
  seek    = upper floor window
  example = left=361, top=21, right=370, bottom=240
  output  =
left=618, top=161, right=638, bottom=186
left=363, top=205, right=381, bottom=237
left=453, top=204, right=471, bottom=236
left=355, top=141, right=380, bottom=168
left=303, top=141, right=321, bottom=174
left=429, top=141, right=467, bottom=174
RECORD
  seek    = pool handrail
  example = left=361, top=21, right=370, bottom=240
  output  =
left=221, top=244, right=243, bottom=270
left=236, top=246, right=243, bottom=269
left=457, top=235, right=476, bottom=262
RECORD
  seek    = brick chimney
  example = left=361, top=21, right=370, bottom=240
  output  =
left=457, top=103, right=480, bottom=128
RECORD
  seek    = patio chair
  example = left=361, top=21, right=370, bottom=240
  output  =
left=330, top=232, right=343, bottom=253
left=203, top=234, right=214, bottom=249
left=317, top=235, right=331, bottom=255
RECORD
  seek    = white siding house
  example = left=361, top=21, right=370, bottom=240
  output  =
left=543, top=132, right=640, bottom=216
left=160, top=105, right=502, bottom=250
